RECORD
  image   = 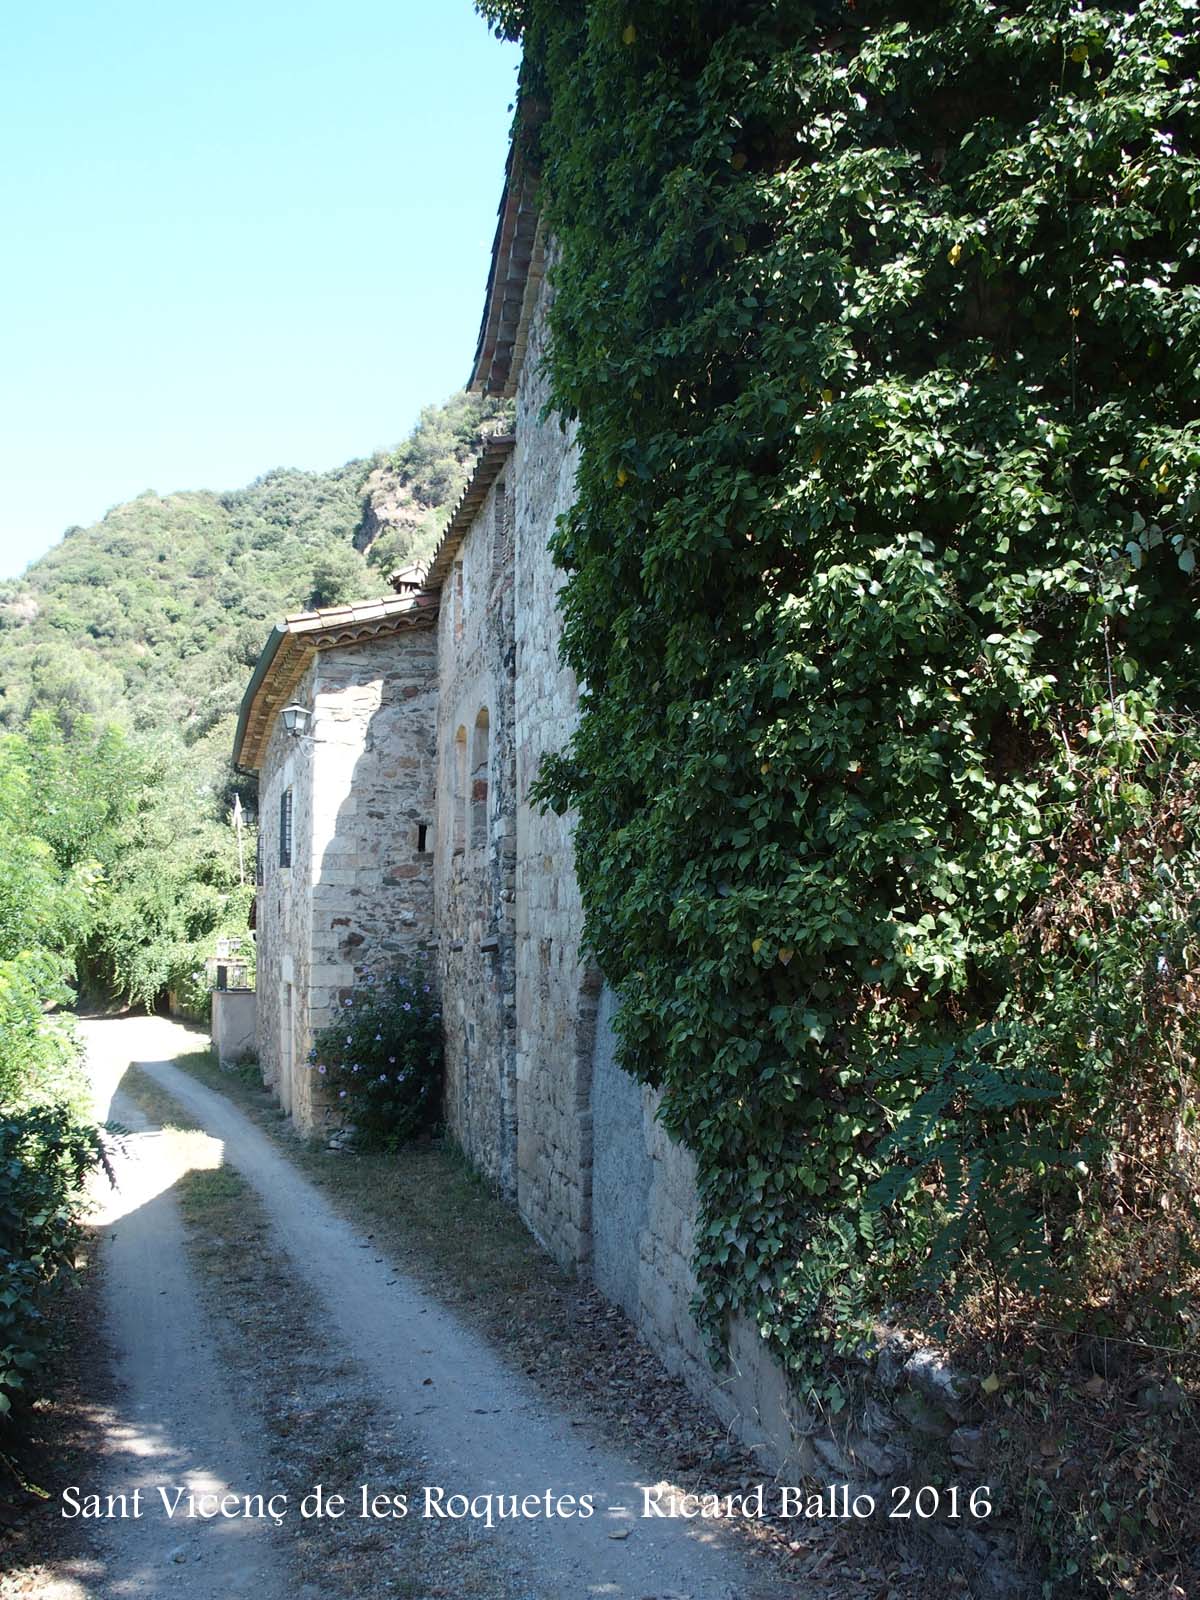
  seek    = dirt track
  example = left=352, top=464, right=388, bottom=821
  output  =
left=43, top=1015, right=775, bottom=1599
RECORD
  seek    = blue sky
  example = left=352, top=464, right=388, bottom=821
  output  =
left=0, top=1, right=519, bottom=579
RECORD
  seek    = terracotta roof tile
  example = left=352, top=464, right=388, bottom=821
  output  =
left=470, top=99, right=544, bottom=399
left=233, top=590, right=439, bottom=772
left=392, top=435, right=515, bottom=597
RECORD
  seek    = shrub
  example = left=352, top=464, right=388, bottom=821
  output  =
left=0, top=1104, right=112, bottom=1416
left=309, top=961, right=442, bottom=1147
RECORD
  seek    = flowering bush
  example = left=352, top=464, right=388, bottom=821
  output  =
left=309, top=961, right=442, bottom=1147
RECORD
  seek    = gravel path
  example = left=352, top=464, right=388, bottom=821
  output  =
left=75, top=1015, right=777, bottom=1600
left=36, top=1024, right=293, bottom=1600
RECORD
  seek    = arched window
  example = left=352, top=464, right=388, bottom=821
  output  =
left=470, top=709, right=490, bottom=849
left=453, top=727, right=467, bottom=853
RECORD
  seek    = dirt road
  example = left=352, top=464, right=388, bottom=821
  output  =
left=51, top=1015, right=774, bottom=1599
left=32, top=1020, right=291, bottom=1600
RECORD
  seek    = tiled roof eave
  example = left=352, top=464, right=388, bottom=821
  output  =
left=470, top=103, right=542, bottom=398
left=232, top=592, right=439, bottom=772
left=406, top=435, right=515, bottom=597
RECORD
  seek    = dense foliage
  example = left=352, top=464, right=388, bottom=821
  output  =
left=0, top=718, right=151, bottom=1102
left=483, top=4, right=1199, bottom=1580
left=371, top=390, right=515, bottom=576
left=309, top=963, right=443, bottom=1147
left=0, top=730, right=114, bottom=1418
left=0, top=391, right=506, bottom=742
left=0, top=1106, right=110, bottom=1416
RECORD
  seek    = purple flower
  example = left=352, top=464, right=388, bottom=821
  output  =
left=378, top=1074, right=388, bottom=1083
left=388, top=1056, right=396, bottom=1064
left=346, top=1035, right=352, bottom=1044
left=375, top=1032, right=383, bottom=1041
left=402, top=1003, right=411, bottom=1012
left=344, top=998, right=353, bottom=1007
left=318, top=1065, right=326, bottom=1075
left=338, top=1090, right=347, bottom=1099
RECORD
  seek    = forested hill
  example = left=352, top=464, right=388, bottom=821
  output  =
left=0, top=389, right=508, bottom=742
left=0, top=389, right=507, bottom=1012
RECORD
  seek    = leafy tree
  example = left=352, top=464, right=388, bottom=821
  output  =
left=0, top=725, right=106, bottom=1421
left=389, top=390, right=513, bottom=508
left=307, top=545, right=369, bottom=610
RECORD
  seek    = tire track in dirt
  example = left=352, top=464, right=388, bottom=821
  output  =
left=86, top=1016, right=778, bottom=1600
left=36, top=1053, right=293, bottom=1600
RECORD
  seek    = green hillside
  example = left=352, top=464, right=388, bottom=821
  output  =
left=0, top=389, right=508, bottom=1010
left=0, top=390, right=507, bottom=741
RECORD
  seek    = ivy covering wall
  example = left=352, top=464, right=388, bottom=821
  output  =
left=481, top=0, right=1198, bottom=1457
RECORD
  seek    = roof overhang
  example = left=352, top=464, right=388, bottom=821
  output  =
left=470, top=103, right=544, bottom=398
left=392, top=435, right=515, bottom=597
left=233, top=591, right=438, bottom=772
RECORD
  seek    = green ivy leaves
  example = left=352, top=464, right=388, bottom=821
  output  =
left=515, top=0, right=1200, bottom=1388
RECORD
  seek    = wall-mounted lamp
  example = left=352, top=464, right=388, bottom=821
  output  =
left=281, top=703, right=311, bottom=738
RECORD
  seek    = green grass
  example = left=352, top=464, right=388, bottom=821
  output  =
left=121, top=1064, right=204, bottom=1131
left=169, top=1046, right=565, bottom=1310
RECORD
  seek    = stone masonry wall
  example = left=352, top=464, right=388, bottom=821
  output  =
left=435, top=472, right=519, bottom=1193
left=590, top=984, right=807, bottom=1466
left=511, top=277, right=595, bottom=1268
left=591, top=982, right=1022, bottom=1589
left=256, top=659, right=317, bottom=1126
left=255, top=625, right=438, bottom=1134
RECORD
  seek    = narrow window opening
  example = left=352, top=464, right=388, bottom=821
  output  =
left=279, top=788, right=293, bottom=868
left=453, top=562, right=464, bottom=642
left=470, top=709, right=490, bottom=849
left=453, top=728, right=467, bottom=853
left=492, top=480, right=507, bottom=581
left=417, top=822, right=429, bottom=853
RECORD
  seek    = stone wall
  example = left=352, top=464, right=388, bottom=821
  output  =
left=587, top=984, right=1026, bottom=1600
left=435, top=471, right=519, bottom=1192
left=256, top=657, right=317, bottom=1125
left=590, top=984, right=808, bottom=1465
left=510, top=276, right=595, bottom=1268
left=211, top=988, right=256, bottom=1065
left=255, top=626, right=438, bottom=1133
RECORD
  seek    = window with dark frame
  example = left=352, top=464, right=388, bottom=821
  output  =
left=279, top=788, right=293, bottom=868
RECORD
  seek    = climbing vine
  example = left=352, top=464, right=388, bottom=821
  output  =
left=478, top=0, right=1200, bottom=1386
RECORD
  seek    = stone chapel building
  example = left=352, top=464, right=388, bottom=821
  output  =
left=235, top=130, right=801, bottom=1467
